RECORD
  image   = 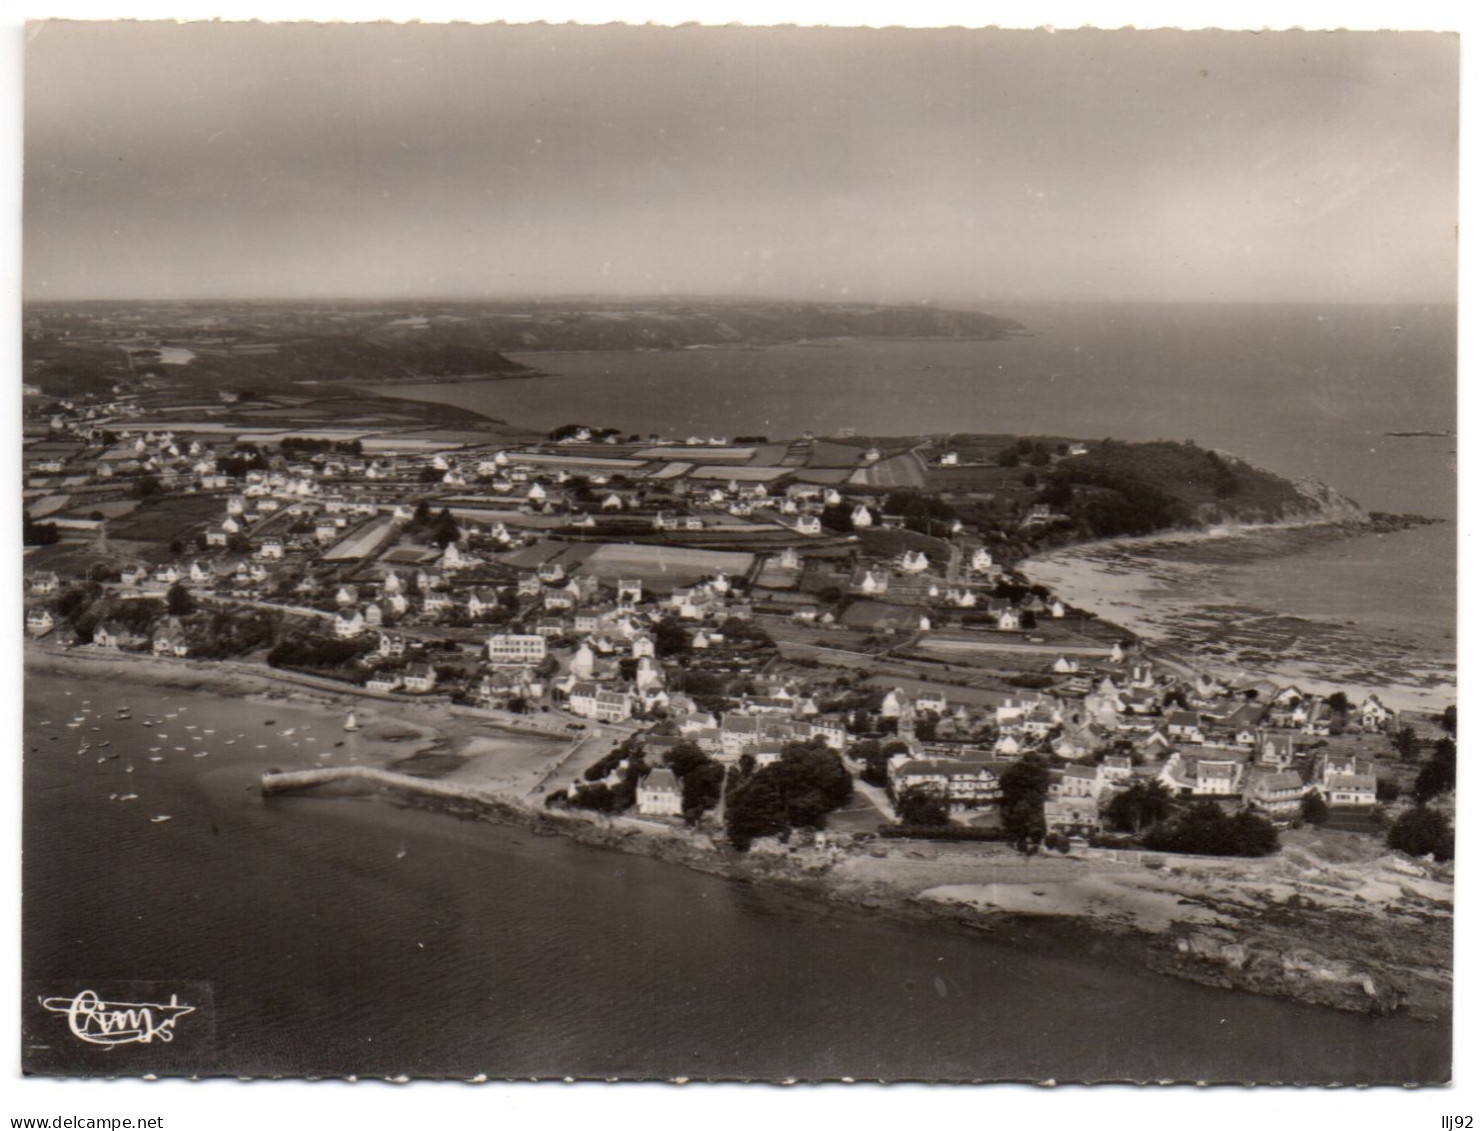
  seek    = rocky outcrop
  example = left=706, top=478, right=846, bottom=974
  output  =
left=1152, top=927, right=1405, bottom=1015
left=1287, top=477, right=1369, bottom=524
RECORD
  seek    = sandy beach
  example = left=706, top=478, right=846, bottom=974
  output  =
left=23, top=644, right=579, bottom=797
left=1020, top=520, right=1456, bottom=716
left=24, top=643, right=1452, bottom=1021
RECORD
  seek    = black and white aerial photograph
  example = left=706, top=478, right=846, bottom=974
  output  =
left=8, top=3, right=1471, bottom=1125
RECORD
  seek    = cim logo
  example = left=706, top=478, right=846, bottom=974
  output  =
left=38, top=989, right=196, bottom=1048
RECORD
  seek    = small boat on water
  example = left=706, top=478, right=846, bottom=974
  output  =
left=344, top=711, right=359, bottom=732
left=150, top=815, right=172, bottom=824
left=97, top=741, right=110, bottom=748
left=264, top=720, right=277, bottom=726
left=193, top=752, right=208, bottom=759
left=396, top=844, right=407, bottom=860
left=148, top=756, right=164, bottom=763
left=118, top=793, right=138, bottom=801
left=224, top=740, right=236, bottom=746
left=279, top=728, right=297, bottom=737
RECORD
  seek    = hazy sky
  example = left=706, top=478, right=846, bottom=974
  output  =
left=23, top=22, right=1458, bottom=304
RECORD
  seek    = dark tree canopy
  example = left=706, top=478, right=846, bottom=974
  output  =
left=165, top=583, right=196, bottom=617
left=724, top=740, right=854, bottom=850
left=1141, top=802, right=1279, bottom=857
left=1386, top=804, right=1454, bottom=862
left=897, top=784, right=950, bottom=827
left=1414, top=737, right=1457, bottom=803
left=998, top=754, right=1051, bottom=852
left=1105, top=778, right=1174, bottom=833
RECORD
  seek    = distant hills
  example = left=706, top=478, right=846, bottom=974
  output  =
left=23, top=299, right=1024, bottom=399
left=363, top=300, right=1026, bottom=354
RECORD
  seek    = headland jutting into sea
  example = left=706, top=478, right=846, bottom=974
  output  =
left=21, top=301, right=1455, bottom=1062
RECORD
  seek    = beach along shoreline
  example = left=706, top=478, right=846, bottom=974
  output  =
left=1020, top=518, right=1455, bottom=716
left=25, top=645, right=1451, bottom=1025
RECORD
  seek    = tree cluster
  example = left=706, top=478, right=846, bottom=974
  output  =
left=896, top=784, right=950, bottom=826
left=1386, top=804, right=1454, bottom=862
left=1140, top=802, right=1279, bottom=857
left=998, top=754, right=1050, bottom=852
left=724, top=740, right=854, bottom=850
left=1104, top=778, right=1175, bottom=833
left=23, top=511, right=59, bottom=546
left=280, top=436, right=363, bottom=455
left=1414, top=736, right=1456, bottom=803
left=266, top=633, right=374, bottom=671
left=664, top=740, right=726, bottom=823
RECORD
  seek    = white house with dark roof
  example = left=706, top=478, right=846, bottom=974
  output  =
left=1324, top=772, right=1377, bottom=808
left=402, top=663, right=437, bottom=693
left=1246, top=769, right=1307, bottom=820
left=637, top=767, right=684, bottom=816
left=152, top=618, right=190, bottom=657
left=1359, top=694, right=1396, bottom=732
left=332, top=607, right=366, bottom=639
left=1166, top=710, right=1204, bottom=744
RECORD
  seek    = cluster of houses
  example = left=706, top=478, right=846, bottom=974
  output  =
left=875, top=667, right=1395, bottom=835
left=22, top=405, right=1413, bottom=845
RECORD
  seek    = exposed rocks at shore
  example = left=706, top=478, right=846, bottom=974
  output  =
left=1155, top=929, right=1405, bottom=1016
left=313, top=771, right=1449, bottom=1024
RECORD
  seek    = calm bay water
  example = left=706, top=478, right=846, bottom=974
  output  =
left=23, top=675, right=1450, bottom=1082
left=387, top=302, right=1456, bottom=517
left=24, top=305, right=1456, bottom=1081
left=383, top=301, right=1457, bottom=696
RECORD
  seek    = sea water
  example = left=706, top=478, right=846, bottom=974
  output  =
left=22, top=674, right=1450, bottom=1082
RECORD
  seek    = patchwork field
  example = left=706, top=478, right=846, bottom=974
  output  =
left=323, top=518, right=398, bottom=561
left=106, top=494, right=226, bottom=542
left=573, top=543, right=756, bottom=588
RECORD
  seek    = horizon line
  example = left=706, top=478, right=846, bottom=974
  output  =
left=20, top=293, right=1460, bottom=308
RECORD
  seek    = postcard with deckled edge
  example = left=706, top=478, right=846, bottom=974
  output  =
left=18, top=17, right=1455, bottom=1088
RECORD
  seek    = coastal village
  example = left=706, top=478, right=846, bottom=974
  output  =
left=22, top=369, right=1455, bottom=868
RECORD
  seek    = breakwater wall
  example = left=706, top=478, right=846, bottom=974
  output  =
left=261, top=765, right=497, bottom=803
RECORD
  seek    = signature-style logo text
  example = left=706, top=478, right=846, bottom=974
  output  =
left=38, top=989, right=196, bottom=1047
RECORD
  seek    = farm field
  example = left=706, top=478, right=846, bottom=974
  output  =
left=106, top=493, right=226, bottom=542
left=850, top=449, right=926, bottom=489
left=323, top=518, right=397, bottom=561
left=573, top=543, right=755, bottom=588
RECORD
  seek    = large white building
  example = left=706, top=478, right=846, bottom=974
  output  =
left=637, top=768, right=684, bottom=816
left=486, top=633, right=548, bottom=665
